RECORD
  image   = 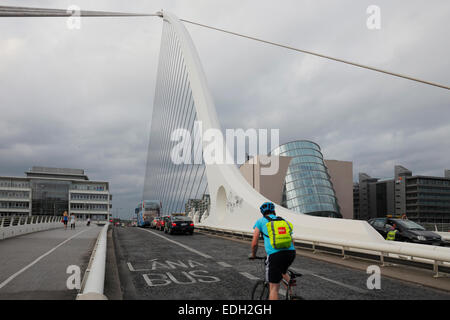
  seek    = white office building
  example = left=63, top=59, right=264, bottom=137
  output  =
left=0, top=177, right=32, bottom=217
left=0, top=167, right=111, bottom=221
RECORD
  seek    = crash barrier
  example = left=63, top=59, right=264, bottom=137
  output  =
left=77, top=223, right=109, bottom=300
left=0, top=215, right=62, bottom=240
left=436, top=232, right=450, bottom=242
left=0, top=215, right=96, bottom=240
left=422, top=223, right=450, bottom=233
left=195, top=225, right=450, bottom=278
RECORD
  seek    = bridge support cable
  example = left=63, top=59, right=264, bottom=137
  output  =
left=144, top=19, right=208, bottom=215
left=146, top=25, right=171, bottom=203
left=161, top=51, right=197, bottom=213
left=157, top=26, right=196, bottom=214
left=4, top=8, right=449, bottom=263
left=179, top=18, right=450, bottom=91
left=2, top=6, right=448, bottom=220
left=0, top=6, right=447, bottom=90
left=156, top=31, right=188, bottom=209
left=173, top=113, right=205, bottom=214
left=154, top=25, right=188, bottom=208
left=156, top=27, right=182, bottom=204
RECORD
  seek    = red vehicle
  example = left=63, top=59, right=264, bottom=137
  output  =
left=151, top=217, right=160, bottom=229
left=155, top=217, right=166, bottom=231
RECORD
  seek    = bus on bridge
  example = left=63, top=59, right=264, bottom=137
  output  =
left=135, top=200, right=161, bottom=228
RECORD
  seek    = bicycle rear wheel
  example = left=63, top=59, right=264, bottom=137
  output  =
left=251, top=280, right=269, bottom=300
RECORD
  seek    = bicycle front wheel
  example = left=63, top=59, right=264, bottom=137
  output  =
left=251, top=280, right=269, bottom=300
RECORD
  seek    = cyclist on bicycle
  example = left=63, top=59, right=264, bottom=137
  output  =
left=250, top=201, right=296, bottom=300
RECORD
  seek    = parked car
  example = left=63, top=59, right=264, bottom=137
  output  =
left=164, top=215, right=194, bottom=235
left=368, top=218, right=443, bottom=246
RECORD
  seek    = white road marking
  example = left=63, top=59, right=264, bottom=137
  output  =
left=217, top=261, right=232, bottom=268
left=290, top=267, right=367, bottom=294
left=127, top=262, right=149, bottom=272
left=140, top=229, right=213, bottom=259
left=311, top=274, right=367, bottom=294
left=0, top=228, right=90, bottom=290
left=240, top=272, right=260, bottom=280
left=138, top=229, right=366, bottom=293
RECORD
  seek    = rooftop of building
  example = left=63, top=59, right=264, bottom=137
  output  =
left=29, top=167, right=85, bottom=175
left=276, top=139, right=321, bottom=148
left=270, top=140, right=322, bottom=154
left=0, top=176, right=31, bottom=181
left=405, top=175, right=450, bottom=181
left=1, top=167, right=110, bottom=186
left=358, top=166, right=450, bottom=183
left=324, top=159, right=353, bottom=164
left=25, top=166, right=89, bottom=180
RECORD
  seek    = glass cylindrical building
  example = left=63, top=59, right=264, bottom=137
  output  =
left=272, top=140, right=342, bottom=218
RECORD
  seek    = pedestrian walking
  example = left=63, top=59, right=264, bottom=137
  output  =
left=70, top=214, right=76, bottom=230
left=63, top=211, right=68, bottom=230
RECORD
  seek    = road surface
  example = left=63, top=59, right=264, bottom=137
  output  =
left=0, top=225, right=101, bottom=299
left=112, top=227, right=450, bottom=300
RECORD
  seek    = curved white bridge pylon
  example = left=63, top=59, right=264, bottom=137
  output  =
left=145, top=11, right=381, bottom=243
left=146, top=12, right=450, bottom=264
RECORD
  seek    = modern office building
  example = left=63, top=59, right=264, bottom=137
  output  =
left=239, top=154, right=353, bottom=219
left=185, top=199, right=202, bottom=215
left=395, top=168, right=450, bottom=225
left=0, top=177, right=32, bottom=217
left=185, top=194, right=210, bottom=218
left=271, top=140, right=342, bottom=218
left=0, top=167, right=111, bottom=220
left=324, top=160, right=353, bottom=219
left=239, top=155, right=292, bottom=206
left=353, top=173, right=395, bottom=220
left=354, top=165, right=450, bottom=227
left=353, top=183, right=360, bottom=219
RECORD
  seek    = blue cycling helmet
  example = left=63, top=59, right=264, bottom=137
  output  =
left=260, top=202, right=275, bottom=215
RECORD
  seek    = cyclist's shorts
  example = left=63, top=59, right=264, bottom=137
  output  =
left=265, top=250, right=296, bottom=283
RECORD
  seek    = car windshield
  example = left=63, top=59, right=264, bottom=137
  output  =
left=395, top=220, right=425, bottom=231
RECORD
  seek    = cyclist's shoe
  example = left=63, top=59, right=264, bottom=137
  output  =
left=288, top=270, right=302, bottom=278
left=290, top=294, right=304, bottom=300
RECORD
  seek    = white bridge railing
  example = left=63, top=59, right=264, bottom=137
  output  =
left=196, top=225, right=450, bottom=278
left=0, top=215, right=62, bottom=240
left=436, top=232, right=450, bottom=242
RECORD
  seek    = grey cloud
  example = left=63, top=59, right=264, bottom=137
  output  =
left=0, top=0, right=449, bottom=218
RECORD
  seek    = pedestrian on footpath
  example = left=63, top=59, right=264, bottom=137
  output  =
left=70, top=214, right=76, bottom=230
left=63, top=211, right=68, bottom=230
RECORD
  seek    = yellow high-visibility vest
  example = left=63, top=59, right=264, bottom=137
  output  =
left=386, top=230, right=398, bottom=241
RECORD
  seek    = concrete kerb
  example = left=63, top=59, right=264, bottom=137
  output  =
left=76, top=223, right=109, bottom=300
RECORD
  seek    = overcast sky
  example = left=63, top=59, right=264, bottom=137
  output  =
left=0, top=0, right=449, bottom=219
